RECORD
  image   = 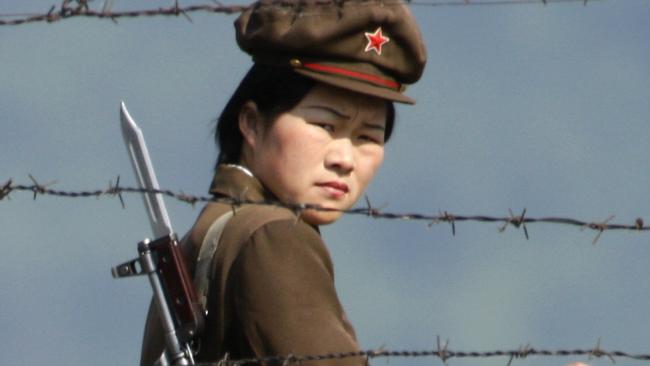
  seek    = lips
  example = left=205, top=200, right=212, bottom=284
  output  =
left=316, top=181, right=349, bottom=197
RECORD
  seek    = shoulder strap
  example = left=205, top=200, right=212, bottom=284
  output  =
left=193, top=204, right=298, bottom=321
left=194, top=210, right=235, bottom=312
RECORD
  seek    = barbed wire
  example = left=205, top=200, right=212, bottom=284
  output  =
left=0, top=0, right=598, bottom=27
left=194, top=337, right=650, bottom=365
left=4, top=180, right=648, bottom=362
left=2, top=176, right=647, bottom=244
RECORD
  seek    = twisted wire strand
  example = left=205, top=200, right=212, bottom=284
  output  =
left=0, top=0, right=598, bottom=26
left=194, top=345, right=650, bottom=365
left=2, top=178, right=647, bottom=242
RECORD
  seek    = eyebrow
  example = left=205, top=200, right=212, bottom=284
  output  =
left=303, top=105, right=351, bottom=119
left=363, top=122, right=385, bottom=132
left=303, top=105, right=385, bottom=131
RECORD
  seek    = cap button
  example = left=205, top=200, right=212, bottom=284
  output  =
left=289, top=58, right=302, bottom=68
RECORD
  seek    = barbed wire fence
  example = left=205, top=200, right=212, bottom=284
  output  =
left=2, top=175, right=648, bottom=245
left=3, top=0, right=647, bottom=364
left=196, top=337, right=650, bottom=365
left=4, top=177, right=650, bottom=365
left=0, top=0, right=599, bottom=26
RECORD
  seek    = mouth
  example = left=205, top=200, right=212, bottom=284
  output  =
left=316, top=181, right=349, bottom=198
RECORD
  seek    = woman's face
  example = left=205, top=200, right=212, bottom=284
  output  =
left=241, top=83, right=387, bottom=225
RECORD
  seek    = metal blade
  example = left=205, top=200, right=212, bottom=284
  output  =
left=120, top=101, right=173, bottom=238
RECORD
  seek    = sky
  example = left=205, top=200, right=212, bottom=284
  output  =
left=1, top=1, right=649, bottom=366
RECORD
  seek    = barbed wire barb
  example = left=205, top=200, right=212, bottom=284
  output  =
left=442, top=211, right=456, bottom=236
left=105, top=175, right=125, bottom=208
left=227, top=186, right=245, bottom=216
left=436, top=335, right=451, bottom=366
left=101, top=0, right=112, bottom=13
left=27, top=174, right=57, bottom=201
left=499, top=208, right=530, bottom=240
left=101, top=0, right=118, bottom=24
left=174, top=0, right=194, bottom=23
left=364, top=345, right=385, bottom=366
left=45, top=5, right=57, bottom=22
left=0, top=179, right=13, bottom=201
left=177, top=190, right=199, bottom=207
left=590, top=337, right=617, bottom=364
left=517, top=208, right=530, bottom=239
left=499, top=209, right=513, bottom=233
left=27, top=174, right=42, bottom=200
left=585, top=214, right=615, bottom=245
left=506, top=343, right=531, bottom=366
left=364, top=195, right=386, bottom=217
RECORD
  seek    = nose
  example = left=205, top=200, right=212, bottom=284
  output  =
left=324, top=138, right=355, bottom=174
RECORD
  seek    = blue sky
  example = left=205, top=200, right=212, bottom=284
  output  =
left=1, top=1, right=649, bottom=365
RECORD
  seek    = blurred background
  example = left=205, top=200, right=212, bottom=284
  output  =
left=1, top=1, right=648, bottom=365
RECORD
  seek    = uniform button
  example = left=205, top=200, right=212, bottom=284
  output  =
left=289, top=58, right=302, bottom=68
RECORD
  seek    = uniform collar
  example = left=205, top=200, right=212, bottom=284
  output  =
left=208, top=164, right=276, bottom=202
left=209, top=164, right=321, bottom=232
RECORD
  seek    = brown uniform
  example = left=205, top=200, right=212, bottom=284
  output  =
left=142, top=1, right=427, bottom=363
left=140, top=165, right=363, bottom=365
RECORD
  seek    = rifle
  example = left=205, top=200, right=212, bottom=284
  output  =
left=111, top=102, right=203, bottom=366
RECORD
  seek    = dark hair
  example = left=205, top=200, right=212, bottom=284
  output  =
left=215, top=64, right=395, bottom=167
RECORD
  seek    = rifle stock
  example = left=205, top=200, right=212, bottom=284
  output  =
left=113, top=234, right=203, bottom=365
left=147, top=234, right=204, bottom=341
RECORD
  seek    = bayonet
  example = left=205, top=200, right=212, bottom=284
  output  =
left=119, top=101, right=173, bottom=238
left=112, top=102, right=202, bottom=366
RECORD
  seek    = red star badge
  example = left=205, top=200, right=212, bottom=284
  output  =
left=364, top=27, right=390, bottom=56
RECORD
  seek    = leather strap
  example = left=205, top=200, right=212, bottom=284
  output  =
left=194, top=210, right=235, bottom=313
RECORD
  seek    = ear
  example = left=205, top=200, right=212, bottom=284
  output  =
left=238, top=101, right=263, bottom=148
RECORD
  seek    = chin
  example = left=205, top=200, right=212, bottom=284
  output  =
left=301, top=209, right=343, bottom=226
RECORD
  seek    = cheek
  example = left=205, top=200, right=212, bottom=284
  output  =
left=356, top=148, right=384, bottom=187
left=259, top=122, right=301, bottom=167
left=256, top=123, right=324, bottom=197
left=268, top=130, right=322, bottom=174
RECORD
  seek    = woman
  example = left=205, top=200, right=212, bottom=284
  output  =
left=141, top=0, right=426, bottom=364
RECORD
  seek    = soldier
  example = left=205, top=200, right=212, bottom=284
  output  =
left=141, top=0, right=426, bottom=364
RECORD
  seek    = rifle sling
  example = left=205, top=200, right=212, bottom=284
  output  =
left=194, top=210, right=235, bottom=312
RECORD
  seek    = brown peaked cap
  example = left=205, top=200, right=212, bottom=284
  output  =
left=235, top=0, right=427, bottom=104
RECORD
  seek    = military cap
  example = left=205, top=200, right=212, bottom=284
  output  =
left=235, top=0, right=427, bottom=104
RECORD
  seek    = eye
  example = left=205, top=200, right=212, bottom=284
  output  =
left=312, top=122, right=335, bottom=133
left=358, top=134, right=383, bottom=144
